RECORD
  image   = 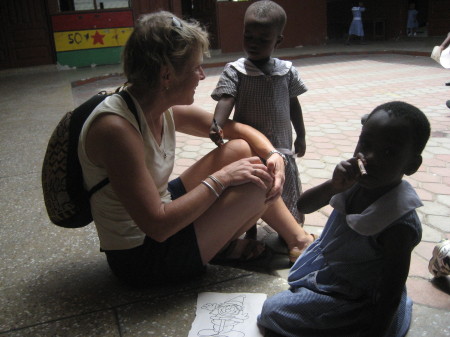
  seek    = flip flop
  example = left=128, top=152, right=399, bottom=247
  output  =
left=210, top=238, right=267, bottom=264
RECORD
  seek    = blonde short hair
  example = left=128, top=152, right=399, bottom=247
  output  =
left=123, top=11, right=209, bottom=89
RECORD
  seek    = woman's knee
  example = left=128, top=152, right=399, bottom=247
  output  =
left=197, top=182, right=267, bottom=231
left=221, top=139, right=253, bottom=160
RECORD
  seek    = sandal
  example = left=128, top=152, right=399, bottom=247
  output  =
left=288, top=233, right=318, bottom=264
left=210, top=238, right=267, bottom=264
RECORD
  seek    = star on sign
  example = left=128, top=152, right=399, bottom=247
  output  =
left=91, top=31, right=105, bottom=45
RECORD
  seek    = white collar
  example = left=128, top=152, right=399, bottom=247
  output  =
left=229, top=57, right=291, bottom=76
left=330, top=180, right=422, bottom=236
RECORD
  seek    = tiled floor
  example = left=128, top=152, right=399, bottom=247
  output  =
left=1, top=40, right=449, bottom=336
left=197, top=54, right=450, bottom=310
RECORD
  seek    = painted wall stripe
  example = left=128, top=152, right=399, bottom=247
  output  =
left=52, top=11, right=133, bottom=31
left=54, top=27, right=133, bottom=52
left=56, top=47, right=123, bottom=67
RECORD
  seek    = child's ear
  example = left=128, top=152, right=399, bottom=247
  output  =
left=405, top=155, right=422, bottom=176
left=276, top=35, right=284, bottom=47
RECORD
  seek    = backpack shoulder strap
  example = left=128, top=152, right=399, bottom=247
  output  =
left=117, top=90, right=141, bottom=131
left=87, top=89, right=140, bottom=197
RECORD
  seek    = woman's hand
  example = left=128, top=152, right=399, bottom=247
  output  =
left=215, top=156, right=274, bottom=194
left=265, top=153, right=285, bottom=203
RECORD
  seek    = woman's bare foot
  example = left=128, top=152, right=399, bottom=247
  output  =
left=288, top=233, right=317, bottom=263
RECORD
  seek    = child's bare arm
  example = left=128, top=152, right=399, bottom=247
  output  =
left=210, top=95, right=235, bottom=145
left=213, top=95, right=235, bottom=126
left=289, top=97, right=306, bottom=157
left=297, top=180, right=338, bottom=214
left=297, top=156, right=362, bottom=214
left=363, top=225, right=414, bottom=336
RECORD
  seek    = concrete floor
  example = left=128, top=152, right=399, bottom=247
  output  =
left=1, top=36, right=449, bottom=336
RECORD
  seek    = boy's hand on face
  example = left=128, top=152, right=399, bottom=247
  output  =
left=294, top=137, right=306, bottom=157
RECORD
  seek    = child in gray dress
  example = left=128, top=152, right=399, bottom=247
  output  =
left=258, top=101, right=431, bottom=337
left=209, top=0, right=308, bottom=229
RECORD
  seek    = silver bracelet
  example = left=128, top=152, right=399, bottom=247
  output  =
left=266, top=149, right=288, bottom=166
left=201, top=180, right=220, bottom=198
left=208, top=175, right=225, bottom=191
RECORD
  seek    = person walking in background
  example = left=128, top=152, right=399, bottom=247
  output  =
left=258, top=101, right=431, bottom=337
left=209, top=0, right=309, bottom=237
left=431, top=32, right=450, bottom=107
left=438, top=32, right=450, bottom=86
left=446, top=32, right=450, bottom=107
left=346, top=2, right=366, bottom=45
left=407, top=3, right=419, bottom=37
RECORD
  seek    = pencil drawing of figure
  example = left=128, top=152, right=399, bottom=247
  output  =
left=198, top=295, right=249, bottom=337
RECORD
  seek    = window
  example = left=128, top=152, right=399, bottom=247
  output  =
left=59, top=0, right=130, bottom=11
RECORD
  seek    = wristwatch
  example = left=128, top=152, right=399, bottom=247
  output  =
left=265, top=150, right=288, bottom=166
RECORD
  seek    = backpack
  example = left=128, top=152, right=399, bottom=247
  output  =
left=41, top=89, right=139, bottom=228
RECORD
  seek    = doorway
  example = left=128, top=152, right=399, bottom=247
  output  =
left=0, top=0, right=54, bottom=69
left=181, top=0, right=219, bottom=49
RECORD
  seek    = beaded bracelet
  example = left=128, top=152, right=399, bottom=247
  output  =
left=201, top=180, right=220, bottom=198
left=208, top=175, right=225, bottom=192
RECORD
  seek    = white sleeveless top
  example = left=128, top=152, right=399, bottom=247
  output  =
left=78, top=90, right=176, bottom=250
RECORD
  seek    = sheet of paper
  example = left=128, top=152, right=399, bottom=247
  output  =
left=188, top=292, right=267, bottom=337
left=440, top=45, right=450, bottom=69
left=430, top=45, right=441, bottom=64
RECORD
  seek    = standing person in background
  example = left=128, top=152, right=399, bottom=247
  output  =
left=438, top=32, right=450, bottom=87
left=209, top=0, right=310, bottom=245
left=407, top=3, right=419, bottom=37
left=346, top=2, right=366, bottom=45
left=432, top=32, right=450, bottom=107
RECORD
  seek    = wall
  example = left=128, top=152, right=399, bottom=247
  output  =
left=48, top=0, right=183, bottom=69
left=216, top=0, right=327, bottom=54
left=51, top=10, right=134, bottom=68
left=428, top=0, right=450, bottom=36
left=132, top=0, right=182, bottom=19
left=0, top=0, right=54, bottom=69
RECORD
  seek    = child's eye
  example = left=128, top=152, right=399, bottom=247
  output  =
left=383, top=147, right=398, bottom=157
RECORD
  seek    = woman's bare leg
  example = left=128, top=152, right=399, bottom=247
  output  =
left=194, top=183, right=268, bottom=263
left=180, top=139, right=252, bottom=191
left=180, top=139, right=268, bottom=263
left=262, top=199, right=314, bottom=252
left=179, top=139, right=312, bottom=264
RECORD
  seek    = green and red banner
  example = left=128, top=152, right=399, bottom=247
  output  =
left=52, top=11, right=134, bottom=68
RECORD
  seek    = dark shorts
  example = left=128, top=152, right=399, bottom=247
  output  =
left=104, top=177, right=205, bottom=287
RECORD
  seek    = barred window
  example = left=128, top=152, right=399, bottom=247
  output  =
left=59, top=0, right=130, bottom=11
